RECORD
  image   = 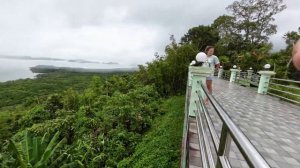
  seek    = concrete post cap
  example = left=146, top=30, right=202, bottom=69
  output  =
left=190, top=60, right=196, bottom=65
left=264, top=64, right=271, bottom=69
left=258, top=71, right=276, bottom=75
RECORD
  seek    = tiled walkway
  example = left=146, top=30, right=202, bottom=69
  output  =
left=188, top=78, right=300, bottom=168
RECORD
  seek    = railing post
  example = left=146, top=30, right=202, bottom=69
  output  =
left=188, top=70, right=192, bottom=87
left=188, top=66, right=211, bottom=117
left=247, top=67, right=253, bottom=80
left=230, top=65, right=239, bottom=83
left=257, top=71, right=276, bottom=94
left=218, top=66, right=223, bottom=78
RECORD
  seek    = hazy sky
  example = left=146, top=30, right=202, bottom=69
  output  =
left=0, top=0, right=299, bottom=66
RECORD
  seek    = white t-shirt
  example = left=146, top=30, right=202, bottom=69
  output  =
left=207, top=55, right=220, bottom=68
left=207, top=55, right=220, bottom=78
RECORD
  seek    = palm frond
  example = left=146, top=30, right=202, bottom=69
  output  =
left=36, top=131, right=64, bottom=166
left=8, top=139, right=27, bottom=168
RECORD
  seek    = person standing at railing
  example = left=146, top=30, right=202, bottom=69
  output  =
left=293, top=39, right=300, bottom=70
left=195, top=46, right=220, bottom=96
left=205, top=46, right=220, bottom=95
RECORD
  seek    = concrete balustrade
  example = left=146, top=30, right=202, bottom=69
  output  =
left=230, top=68, right=240, bottom=83
left=247, top=68, right=253, bottom=80
left=188, top=66, right=211, bottom=117
left=257, top=70, right=276, bottom=94
left=211, top=63, right=276, bottom=95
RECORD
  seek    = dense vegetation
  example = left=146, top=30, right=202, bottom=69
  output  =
left=0, top=0, right=299, bottom=167
left=118, top=96, right=184, bottom=168
left=0, top=73, right=165, bottom=167
left=0, top=72, right=129, bottom=107
left=0, top=72, right=130, bottom=141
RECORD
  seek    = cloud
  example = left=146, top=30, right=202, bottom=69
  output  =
left=0, top=0, right=299, bottom=64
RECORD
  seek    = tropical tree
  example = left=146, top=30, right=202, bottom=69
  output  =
left=142, top=39, right=198, bottom=96
left=62, top=88, right=80, bottom=112
left=226, top=0, right=286, bottom=49
left=180, top=25, right=219, bottom=51
left=236, top=44, right=271, bottom=71
left=218, top=55, right=231, bottom=70
left=212, top=15, right=244, bottom=56
left=284, top=28, right=300, bottom=48
left=212, top=0, right=286, bottom=72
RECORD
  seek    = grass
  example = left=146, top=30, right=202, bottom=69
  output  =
left=118, top=96, right=185, bottom=168
left=269, top=83, right=300, bottom=104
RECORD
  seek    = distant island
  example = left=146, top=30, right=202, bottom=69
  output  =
left=30, top=65, right=137, bottom=73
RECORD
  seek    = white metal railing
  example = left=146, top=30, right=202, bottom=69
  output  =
left=221, top=70, right=230, bottom=81
left=221, top=70, right=260, bottom=87
left=250, top=73, right=260, bottom=87
left=268, top=78, right=300, bottom=105
left=192, top=81, right=270, bottom=168
left=217, top=69, right=300, bottom=104
left=181, top=81, right=191, bottom=167
left=235, top=72, right=250, bottom=86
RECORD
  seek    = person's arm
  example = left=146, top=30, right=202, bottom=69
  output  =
left=293, top=40, right=300, bottom=70
left=214, top=56, right=220, bottom=70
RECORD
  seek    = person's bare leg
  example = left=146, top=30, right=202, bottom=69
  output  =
left=205, top=80, right=212, bottom=104
left=206, top=80, right=212, bottom=94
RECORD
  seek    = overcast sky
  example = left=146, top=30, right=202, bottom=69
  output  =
left=0, top=0, right=299, bottom=66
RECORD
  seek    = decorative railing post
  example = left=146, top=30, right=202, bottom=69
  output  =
left=218, top=66, right=223, bottom=78
left=229, top=65, right=239, bottom=83
left=188, top=66, right=211, bottom=117
left=247, top=67, right=253, bottom=80
left=257, top=64, right=276, bottom=94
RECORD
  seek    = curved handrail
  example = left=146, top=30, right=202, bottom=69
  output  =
left=268, top=78, right=300, bottom=105
left=180, top=82, right=191, bottom=168
left=269, top=82, right=300, bottom=91
left=271, top=78, right=300, bottom=84
left=197, top=81, right=270, bottom=168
